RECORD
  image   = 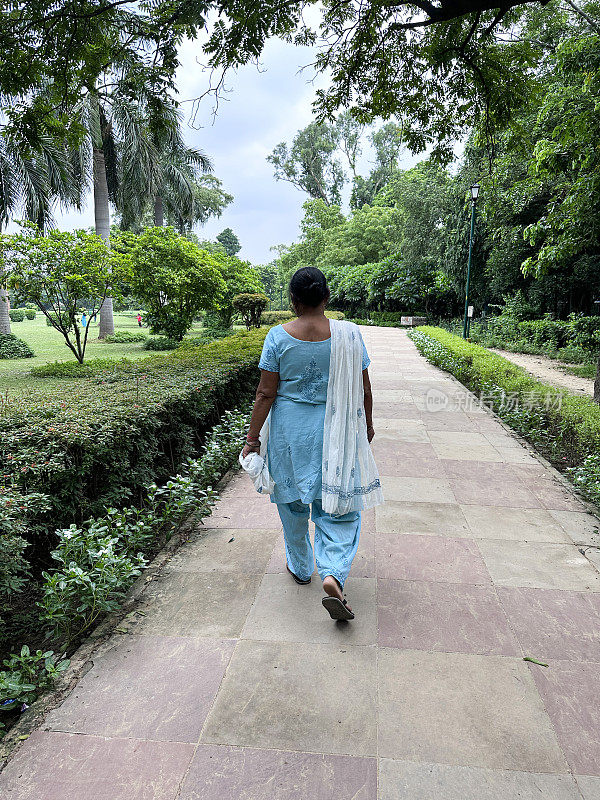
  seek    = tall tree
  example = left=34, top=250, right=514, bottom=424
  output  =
left=0, top=129, right=76, bottom=333
left=268, top=122, right=345, bottom=206
left=351, top=122, right=405, bottom=209
left=117, top=101, right=213, bottom=230
left=216, top=228, right=241, bottom=256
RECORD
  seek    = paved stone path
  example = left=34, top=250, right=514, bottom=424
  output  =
left=2, top=327, right=600, bottom=799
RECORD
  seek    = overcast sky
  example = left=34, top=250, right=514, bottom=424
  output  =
left=49, top=36, right=425, bottom=264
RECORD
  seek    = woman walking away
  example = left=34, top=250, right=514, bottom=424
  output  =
left=241, top=267, right=383, bottom=621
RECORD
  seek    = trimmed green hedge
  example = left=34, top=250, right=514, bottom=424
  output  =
left=261, top=310, right=294, bottom=325
left=9, top=309, right=25, bottom=322
left=1, top=329, right=267, bottom=559
left=260, top=310, right=345, bottom=325
left=409, top=327, right=600, bottom=503
left=104, top=331, right=147, bottom=343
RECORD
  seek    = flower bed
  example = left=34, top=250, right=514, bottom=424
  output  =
left=409, top=327, right=600, bottom=506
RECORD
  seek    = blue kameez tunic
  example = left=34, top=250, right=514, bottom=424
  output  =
left=258, top=324, right=370, bottom=505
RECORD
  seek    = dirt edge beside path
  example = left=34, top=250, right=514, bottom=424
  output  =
left=489, top=348, right=594, bottom=397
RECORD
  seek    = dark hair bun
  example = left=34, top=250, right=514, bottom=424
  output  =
left=289, top=267, right=330, bottom=308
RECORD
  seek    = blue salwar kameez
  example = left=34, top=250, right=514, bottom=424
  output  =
left=258, top=324, right=370, bottom=587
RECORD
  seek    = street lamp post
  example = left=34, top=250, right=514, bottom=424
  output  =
left=463, top=182, right=480, bottom=339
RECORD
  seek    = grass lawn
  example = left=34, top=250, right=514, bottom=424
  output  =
left=0, top=312, right=206, bottom=391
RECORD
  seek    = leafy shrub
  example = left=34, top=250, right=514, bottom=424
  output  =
left=470, top=314, right=600, bottom=362
left=569, top=315, right=600, bottom=352
left=45, top=311, right=73, bottom=330
left=0, top=334, right=34, bottom=359
left=409, top=327, right=600, bottom=486
left=143, top=336, right=179, bottom=351
left=103, top=331, right=147, bottom=343
left=9, top=309, right=24, bottom=322
left=130, top=227, right=227, bottom=341
left=203, top=309, right=230, bottom=331
left=24, top=309, right=36, bottom=320
left=233, top=293, right=269, bottom=330
left=39, top=527, right=148, bottom=643
left=324, top=310, right=345, bottom=320
left=30, top=357, right=132, bottom=378
left=261, top=310, right=294, bottom=325
left=569, top=454, right=600, bottom=507
left=0, top=646, right=69, bottom=728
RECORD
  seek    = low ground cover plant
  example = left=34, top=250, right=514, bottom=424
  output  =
left=0, top=334, right=34, bottom=359
left=409, top=327, right=600, bottom=506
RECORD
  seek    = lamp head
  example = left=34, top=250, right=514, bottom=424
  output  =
left=470, top=183, right=480, bottom=201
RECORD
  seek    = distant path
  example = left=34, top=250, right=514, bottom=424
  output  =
left=489, top=348, right=594, bottom=397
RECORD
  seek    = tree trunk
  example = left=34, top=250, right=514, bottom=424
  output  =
left=595, top=352, right=600, bottom=405
left=93, top=146, right=114, bottom=339
left=0, top=285, right=11, bottom=335
left=154, top=195, right=164, bottom=226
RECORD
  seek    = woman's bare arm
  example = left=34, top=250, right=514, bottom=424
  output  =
left=242, top=370, right=279, bottom=456
left=363, top=368, right=374, bottom=442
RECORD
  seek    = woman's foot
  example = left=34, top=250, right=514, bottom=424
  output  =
left=322, top=575, right=352, bottom=613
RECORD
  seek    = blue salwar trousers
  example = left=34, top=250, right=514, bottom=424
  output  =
left=276, top=499, right=361, bottom=589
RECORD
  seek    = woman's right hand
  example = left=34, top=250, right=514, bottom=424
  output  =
left=242, top=441, right=260, bottom=458
left=367, top=425, right=375, bottom=443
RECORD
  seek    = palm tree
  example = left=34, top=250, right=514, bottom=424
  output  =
left=0, top=130, right=76, bottom=333
left=70, top=93, right=121, bottom=337
left=118, top=102, right=214, bottom=232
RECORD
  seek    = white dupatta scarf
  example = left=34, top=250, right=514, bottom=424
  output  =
left=321, top=320, right=384, bottom=515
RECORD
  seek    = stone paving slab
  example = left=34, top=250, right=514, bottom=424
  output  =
left=578, top=776, right=600, bottom=799
left=44, top=635, right=234, bottom=742
left=178, top=745, right=377, bottom=799
left=0, top=731, right=194, bottom=800
left=531, top=659, right=600, bottom=776
left=129, top=571, right=262, bottom=638
left=478, top=540, right=600, bottom=591
left=376, top=499, right=472, bottom=537
left=497, top=586, right=600, bottom=662
left=377, top=649, right=568, bottom=771
left=167, top=527, right=279, bottom=573
left=242, top=573, right=377, bottom=645
left=376, top=533, right=491, bottom=584
left=378, top=760, right=583, bottom=800
left=378, top=580, right=519, bottom=655
left=460, top=504, right=572, bottom=542
left=200, top=639, right=377, bottom=756
left=2, top=327, right=600, bottom=798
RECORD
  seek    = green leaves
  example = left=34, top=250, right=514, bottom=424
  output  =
left=130, top=226, right=227, bottom=340
left=6, top=225, right=131, bottom=362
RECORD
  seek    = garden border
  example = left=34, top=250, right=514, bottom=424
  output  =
left=0, top=465, right=239, bottom=769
